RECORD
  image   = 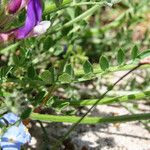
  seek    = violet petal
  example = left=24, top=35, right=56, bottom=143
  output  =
left=15, top=0, right=42, bottom=39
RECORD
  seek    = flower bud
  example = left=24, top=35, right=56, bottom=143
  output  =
left=7, top=0, right=22, bottom=14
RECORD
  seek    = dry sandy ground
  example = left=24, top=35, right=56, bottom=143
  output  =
left=27, top=103, right=150, bottom=150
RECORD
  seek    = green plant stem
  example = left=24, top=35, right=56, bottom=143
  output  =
left=73, top=63, right=150, bottom=83
left=51, top=4, right=100, bottom=34
left=120, top=103, right=150, bottom=132
left=30, top=113, right=150, bottom=124
left=44, top=0, right=72, bottom=15
left=55, top=90, right=150, bottom=107
left=70, top=1, right=111, bottom=7
left=75, top=63, right=150, bottom=77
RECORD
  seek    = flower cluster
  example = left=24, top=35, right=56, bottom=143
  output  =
left=0, top=0, right=50, bottom=42
left=0, top=112, right=31, bottom=150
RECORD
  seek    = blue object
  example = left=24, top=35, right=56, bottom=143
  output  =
left=0, top=113, right=31, bottom=150
left=0, top=113, right=19, bottom=126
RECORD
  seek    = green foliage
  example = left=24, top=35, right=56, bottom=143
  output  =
left=83, top=60, right=93, bottom=74
left=64, top=64, right=74, bottom=78
left=117, top=48, right=125, bottom=65
left=131, top=45, right=139, bottom=60
left=43, top=36, right=54, bottom=51
left=0, top=1, right=150, bottom=147
left=41, top=69, right=55, bottom=84
left=27, top=66, right=36, bottom=79
left=21, top=107, right=32, bottom=120
left=99, top=56, right=109, bottom=71
left=58, top=73, right=72, bottom=83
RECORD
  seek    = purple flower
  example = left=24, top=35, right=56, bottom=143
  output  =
left=14, top=0, right=42, bottom=39
left=0, top=21, right=50, bottom=42
left=0, top=0, right=50, bottom=42
left=0, top=113, right=31, bottom=150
